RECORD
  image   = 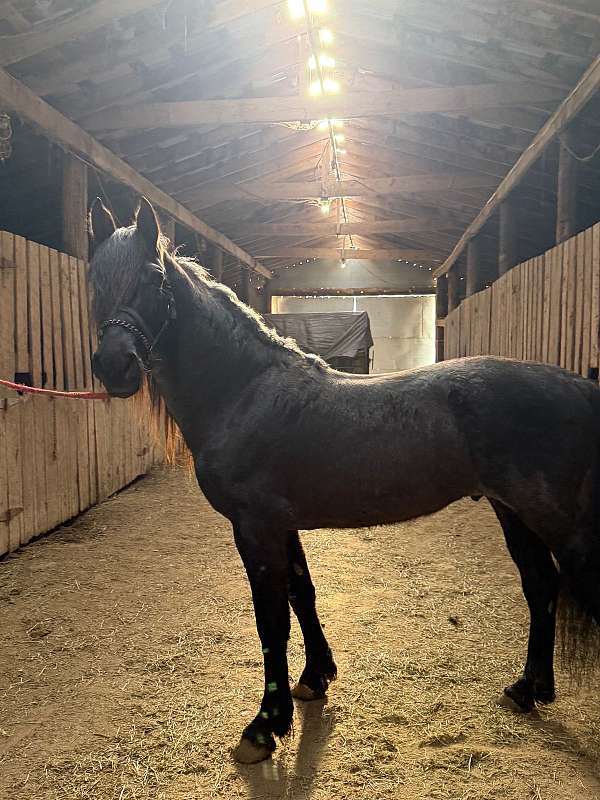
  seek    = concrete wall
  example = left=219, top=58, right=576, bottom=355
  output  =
left=269, top=258, right=434, bottom=294
left=272, top=294, right=436, bottom=373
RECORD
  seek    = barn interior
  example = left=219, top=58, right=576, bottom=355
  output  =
left=2, top=1, right=600, bottom=798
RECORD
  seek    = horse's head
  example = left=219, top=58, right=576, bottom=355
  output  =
left=89, top=197, right=174, bottom=398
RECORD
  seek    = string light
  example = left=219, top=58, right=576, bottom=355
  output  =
left=288, top=0, right=327, bottom=19
left=334, top=133, right=345, bottom=143
left=319, top=28, right=333, bottom=44
left=319, top=198, right=332, bottom=214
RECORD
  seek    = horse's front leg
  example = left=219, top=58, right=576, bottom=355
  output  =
left=233, top=519, right=293, bottom=764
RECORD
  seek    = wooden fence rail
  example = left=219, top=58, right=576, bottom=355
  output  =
left=0, top=232, right=166, bottom=557
left=444, top=222, right=600, bottom=378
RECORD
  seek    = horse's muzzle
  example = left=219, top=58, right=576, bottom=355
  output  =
left=92, top=348, right=142, bottom=398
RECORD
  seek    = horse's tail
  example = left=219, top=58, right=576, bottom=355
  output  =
left=556, top=577, right=600, bottom=683
left=557, top=397, right=600, bottom=683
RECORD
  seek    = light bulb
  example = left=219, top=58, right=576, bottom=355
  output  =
left=334, top=133, right=345, bottom=143
left=322, top=78, right=340, bottom=93
left=319, top=28, right=334, bottom=44
left=287, top=0, right=305, bottom=19
left=319, top=54, right=335, bottom=68
left=309, top=80, right=322, bottom=96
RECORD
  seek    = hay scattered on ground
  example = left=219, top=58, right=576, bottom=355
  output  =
left=1, top=469, right=600, bottom=799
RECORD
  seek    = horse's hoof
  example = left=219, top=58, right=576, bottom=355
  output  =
left=292, top=682, right=325, bottom=701
left=496, top=689, right=532, bottom=714
left=233, top=735, right=275, bottom=764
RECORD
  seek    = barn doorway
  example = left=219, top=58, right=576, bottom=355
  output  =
left=272, top=294, right=436, bottom=373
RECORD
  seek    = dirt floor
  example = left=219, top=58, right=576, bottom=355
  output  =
left=1, top=469, right=600, bottom=800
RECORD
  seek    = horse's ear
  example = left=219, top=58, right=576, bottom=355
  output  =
left=89, top=198, right=116, bottom=247
left=136, top=196, right=160, bottom=255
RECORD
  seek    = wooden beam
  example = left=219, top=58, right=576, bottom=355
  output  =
left=0, top=67, right=271, bottom=279
left=256, top=248, right=436, bottom=262
left=62, top=153, right=88, bottom=260
left=434, top=52, right=600, bottom=279
left=527, top=0, right=600, bottom=21
left=498, top=198, right=520, bottom=276
left=187, top=173, right=497, bottom=208
left=81, top=82, right=564, bottom=130
left=270, top=287, right=435, bottom=297
left=232, top=216, right=459, bottom=237
left=0, top=1, right=31, bottom=32
left=212, top=247, right=224, bottom=282
left=0, top=0, right=164, bottom=67
left=556, top=128, right=579, bottom=244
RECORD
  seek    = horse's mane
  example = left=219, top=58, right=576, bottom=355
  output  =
left=89, top=224, right=325, bottom=467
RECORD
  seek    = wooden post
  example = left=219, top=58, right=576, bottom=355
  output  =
left=239, top=264, right=250, bottom=304
left=162, top=216, right=176, bottom=246
left=465, top=238, right=482, bottom=296
left=447, top=267, right=460, bottom=312
left=62, top=153, right=88, bottom=259
left=556, top=129, right=578, bottom=244
left=436, top=274, right=448, bottom=319
left=499, top=198, right=519, bottom=275
left=263, top=283, right=272, bottom=315
left=213, top=246, right=224, bottom=282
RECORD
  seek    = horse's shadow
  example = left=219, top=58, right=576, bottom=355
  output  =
left=235, top=697, right=335, bottom=799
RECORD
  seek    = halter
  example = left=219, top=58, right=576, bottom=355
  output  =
left=98, top=278, right=176, bottom=372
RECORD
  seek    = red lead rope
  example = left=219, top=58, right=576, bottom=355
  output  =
left=0, top=378, right=110, bottom=401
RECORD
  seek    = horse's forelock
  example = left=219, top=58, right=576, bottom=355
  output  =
left=89, top=226, right=151, bottom=323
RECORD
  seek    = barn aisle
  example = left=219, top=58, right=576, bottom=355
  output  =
left=1, top=469, right=600, bottom=800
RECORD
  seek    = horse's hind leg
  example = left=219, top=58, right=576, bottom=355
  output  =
left=490, top=501, right=560, bottom=712
left=287, top=531, right=337, bottom=701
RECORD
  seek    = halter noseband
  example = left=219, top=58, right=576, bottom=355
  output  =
left=98, top=280, right=175, bottom=372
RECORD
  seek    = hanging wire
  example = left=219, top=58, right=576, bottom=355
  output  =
left=558, top=132, right=600, bottom=164
left=301, top=0, right=355, bottom=250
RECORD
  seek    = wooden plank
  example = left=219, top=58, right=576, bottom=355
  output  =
left=14, top=235, right=28, bottom=374
left=548, top=244, right=563, bottom=366
left=258, top=247, right=435, bottom=261
left=237, top=217, right=459, bottom=237
left=581, top=228, right=593, bottom=378
left=574, top=232, right=586, bottom=375
left=0, top=0, right=164, bottom=66
left=0, top=231, right=21, bottom=552
left=26, top=241, right=42, bottom=386
left=434, top=52, right=600, bottom=279
left=81, top=82, right=564, bottom=130
left=0, top=408, right=8, bottom=555
left=542, top=251, right=552, bottom=364
left=0, top=68, right=271, bottom=279
left=192, top=174, right=497, bottom=208
left=59, top=253, right=78, bottom=517
left=77, top=258, right=97, bottom=507
left=18, top=394, right=35, bottom=543
left=26, top=242, right=47, bottom=534
left=4, top=401, right=23, bottom=552
left=591, top=224, right=600, bottom=377
left=69, top=256, right=89, bottom=512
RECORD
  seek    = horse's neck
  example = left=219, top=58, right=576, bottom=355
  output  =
left=152, top=282, right=272, bottom=448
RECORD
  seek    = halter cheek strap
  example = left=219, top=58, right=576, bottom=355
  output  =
left=98, top=297, right=175, bottom=372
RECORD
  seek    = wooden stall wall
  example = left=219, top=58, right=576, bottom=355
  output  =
left=444, top=222, right=600, bottom=378
left=0, top=232, right=166, bottom=557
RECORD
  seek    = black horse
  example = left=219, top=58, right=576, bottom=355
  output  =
left=89, top=197, right=600, bottom=764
